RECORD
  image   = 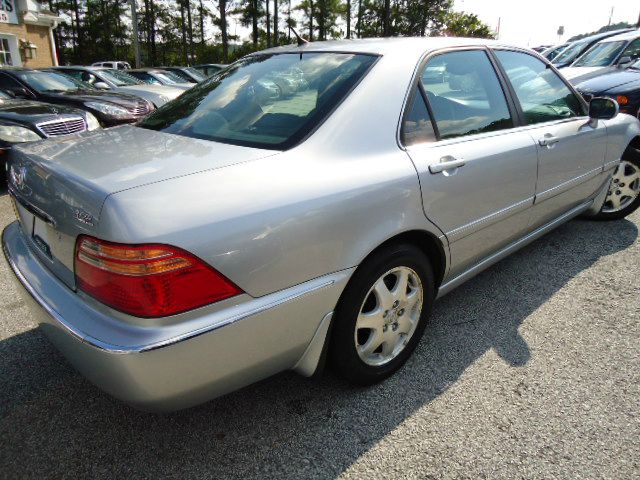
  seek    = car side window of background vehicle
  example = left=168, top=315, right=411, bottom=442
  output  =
left=493, top=50, right=585, bottom=124
left=620, top=38, right=640, bottom=63
left=0, top=72, right=25, bottom=95
left=419, top=50, right=514, bottom=139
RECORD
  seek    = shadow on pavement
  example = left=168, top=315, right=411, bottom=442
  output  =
left=0, top=217, right=637, bottom=478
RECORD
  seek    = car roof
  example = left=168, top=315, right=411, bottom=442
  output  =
left=258, top=36, right=502, bottom=57
left=598, top=29, right=640, bottom=42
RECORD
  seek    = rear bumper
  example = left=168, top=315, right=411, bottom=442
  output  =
left=2, top=221, right=350, bottom=411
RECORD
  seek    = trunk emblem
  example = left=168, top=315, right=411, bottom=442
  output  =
left=74, top=209, right=94, bottom=226
left=9, top=165, right=28, bottom=192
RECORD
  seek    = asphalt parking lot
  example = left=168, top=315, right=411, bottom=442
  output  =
left=0, top=192, right=638, bottom=479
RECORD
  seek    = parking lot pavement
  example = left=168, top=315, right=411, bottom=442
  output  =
left=0, top=191, right=638, bottom=480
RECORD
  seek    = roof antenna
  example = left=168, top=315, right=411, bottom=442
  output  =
left=289, top=26, right=309, bottom=47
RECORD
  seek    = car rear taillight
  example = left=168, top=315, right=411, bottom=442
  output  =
left=74, top=236, right=242, bottom=317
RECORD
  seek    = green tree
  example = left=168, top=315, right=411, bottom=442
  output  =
left=442, top=11, right=494, bottom=38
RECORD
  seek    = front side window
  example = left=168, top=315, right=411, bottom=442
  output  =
left=140, top=52, right=377, bottom=149
left=420, top=50, right=513, bottom=140
left=494, top=50, right=584, bottom=124
left=552, top=40, right=588, bottom=64
left=621, top=39, right=640, bottom=61
left=573, top=40, right=626, bottom=67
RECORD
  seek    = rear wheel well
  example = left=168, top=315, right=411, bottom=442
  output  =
left=360, top=230, right=447, bottom=289
left=623, top=136, right=640, bottom=159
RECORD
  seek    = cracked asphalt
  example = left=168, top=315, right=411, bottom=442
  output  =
left=0, top=192, right=638, bottom=479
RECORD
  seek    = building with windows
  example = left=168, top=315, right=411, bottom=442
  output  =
left=0, top=0, right=61, bottom=68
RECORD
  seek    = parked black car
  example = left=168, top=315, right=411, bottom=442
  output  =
left=553, top=28, right=635, bottom=68
left=161, top=66, right=207, bottom=83
left=574, top=60, right=640, bottom=117
left=0, top=68, right=154, bottom=126
left=0, top=90, right=101, bottom=183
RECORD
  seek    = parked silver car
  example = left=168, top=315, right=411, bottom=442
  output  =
left=4, top=38, right=640, bottom=411
left=51, top=66, right=183, bottom=107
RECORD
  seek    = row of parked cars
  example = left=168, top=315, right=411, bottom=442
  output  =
left=0, top=64, right=224, bottom=164
left=538, top=29, right=640, bottom=117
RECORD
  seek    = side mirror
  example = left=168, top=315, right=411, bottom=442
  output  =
left=94, top=81, right=110, bottom=90
left=589, top=97, right=618, bottom=120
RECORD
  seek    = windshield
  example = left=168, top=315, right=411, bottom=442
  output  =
left=160, top=70, right=186, bottom=83
left=183, top=67, right=206, bottom=81
left=573, top=40, right=626, bottom=67
left=140, top=52, right=377, bottom=149
left=99, top=69, right=142, bottom=86
left=15, top=71, right=89, bottom=93
left=553, top=40, right=588, bottom=64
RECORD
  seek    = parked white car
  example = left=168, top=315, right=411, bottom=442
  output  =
left=52, top=66, right=183, bottom=107
left=92, top=61, right=131, bottom=70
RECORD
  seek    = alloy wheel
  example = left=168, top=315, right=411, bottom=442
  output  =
left=354, top=267, right=423, bottom=367
left=602, top=160, right=640, bottom=213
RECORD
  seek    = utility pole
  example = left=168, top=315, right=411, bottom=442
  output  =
left=130, top=0, right=141, bottom=67
left=608, top=6, right=613, bottom=26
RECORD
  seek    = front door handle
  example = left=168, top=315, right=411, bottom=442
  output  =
left=538, top=135, right=559, bottom=147
left=429, top=156, right=466, bottom=174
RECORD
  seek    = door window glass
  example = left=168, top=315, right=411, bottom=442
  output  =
left=621, top=38, right=640, bottom=61
left=494, top=50, right=585, bottom=124
left=420, top=50, right=513, bottom=140
left=402, top=89, right=436, bottom=145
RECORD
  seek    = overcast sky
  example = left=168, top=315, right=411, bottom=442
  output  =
left=455, top=0, right=639, bottom=47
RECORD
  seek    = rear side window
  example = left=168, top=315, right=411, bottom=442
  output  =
left=494, top=50, right=585, bottom=124
left=402, top=90, right=436, bottom=146
left=420, top=50, right=513, bottom=140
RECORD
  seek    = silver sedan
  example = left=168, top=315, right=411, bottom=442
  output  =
left=4, top=38, right=640, bottom=411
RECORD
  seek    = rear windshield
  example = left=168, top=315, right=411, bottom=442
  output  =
left=139, top=52, right=377, bottom=149
left=573, top=40, right=625, bottom=67
left=100, top=69, right=142, bottom=86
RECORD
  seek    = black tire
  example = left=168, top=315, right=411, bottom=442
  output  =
left=328, top=244, right=435, bottom=385
left=591, top=147, right=640, bottom=221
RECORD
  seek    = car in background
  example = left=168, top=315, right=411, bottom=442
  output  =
left=0, top=68, right=154, bottom=127
left=127, top=69, right=192, bottom=91
left=92, top=61, right=131, bottom=70
left=540, top=44, right=567, bottom=61
left=531, top=45, right=552, bottom=53
left=193, top=64, right=225, bottom=77
left=574, top=59, right=640, bottom=117
left=0, top=90, right=100, bottom=182
left=161, top=66, right=207, bottom=83
left=52, top=66, right=183, bottom=107
left=562, top=30, right=640, bottom=81
left=553, top=28, right=635, bottom=68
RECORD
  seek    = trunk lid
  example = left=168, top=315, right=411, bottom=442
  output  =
left=8, top=125, right=275, bottom=288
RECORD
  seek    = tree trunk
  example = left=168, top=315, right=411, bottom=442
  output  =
left=186, top=0, right=194, bottom=63
left=180, top=0, right=188, bottom=64
left=356, top=0, right=362, bottom=38
left=383, top=0, right=390, bottom=36
left=309, top=0, right=314, bottom=41
left=266, top=0, right=271, bottom=47
left=252, top=0, right=258, bottom=47
left=318, top=0, right=324, bottom=40
left=346, top=0, right=350, bottom=39
left=273, top=0, right=278, bottom=46
left=219, top=0, right=228, bottom=61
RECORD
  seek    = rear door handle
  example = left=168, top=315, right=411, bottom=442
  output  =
left=429, top=157, right=466, bottom=174
left=538, top=135, right=559, bottom=147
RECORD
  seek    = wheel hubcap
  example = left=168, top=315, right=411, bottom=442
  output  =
left=354, top=267, right=423, bottom=367
left=602, top=160, right=640, bottom=213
